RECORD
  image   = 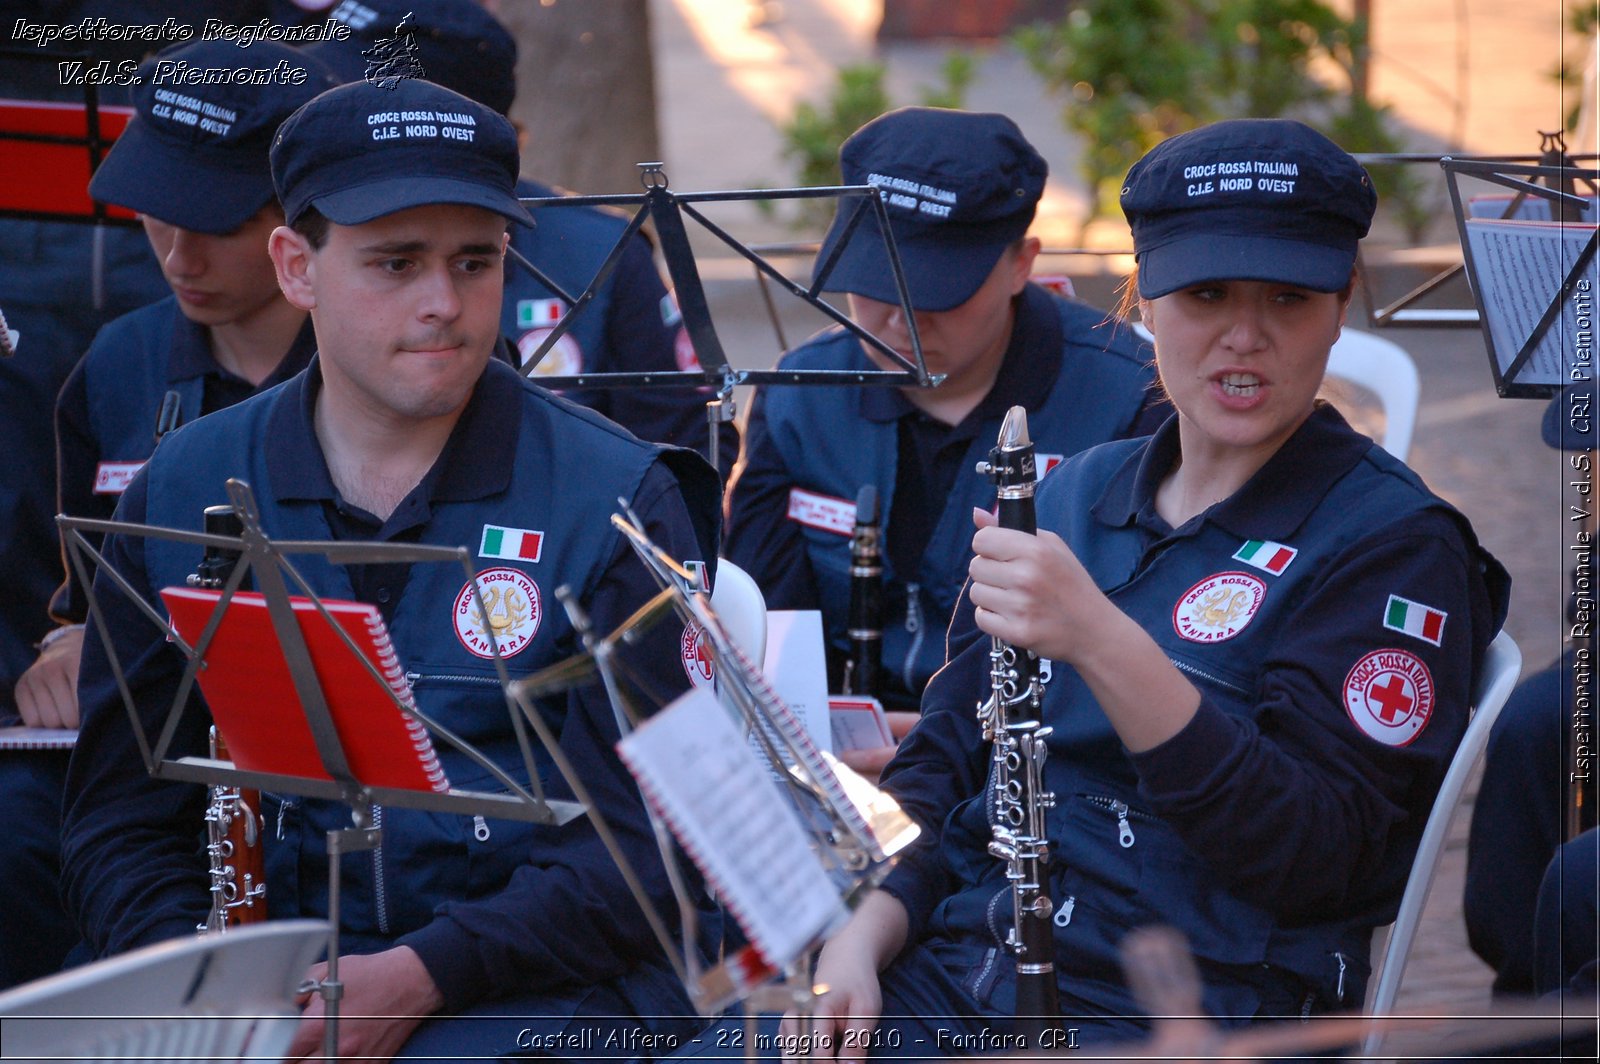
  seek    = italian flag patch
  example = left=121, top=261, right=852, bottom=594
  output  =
left=1384, top=594, right=1446, bottom=646
left=1232, top=539, right=1297, bottom=575
left=480, top=524, right=544, bottom=562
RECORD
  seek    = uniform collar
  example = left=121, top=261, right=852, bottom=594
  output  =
left=1092, top=402, right=1373, bottom=540
left=859, top=282, right=1063, bottom=426
left=165, top=302, right=319, bottom=387
left=268, top=356, right=520, bottom=505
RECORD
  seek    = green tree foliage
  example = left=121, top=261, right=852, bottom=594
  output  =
left=1016, top=0, right=1425, bottom=239
left=1552, top=1, right=1598, bottom=135
left=776, top=53, right=974, bottom=227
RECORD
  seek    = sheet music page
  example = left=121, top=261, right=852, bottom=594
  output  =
left=1463, top=219, right=1597, bottom=386
left=617, top=686, right=848, bottom=969
left=761, top=609, right=833, bottom=752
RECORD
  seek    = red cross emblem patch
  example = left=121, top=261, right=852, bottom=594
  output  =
left=1343, top=648, right=1435, bottom=747
left=681, top=623, right=715, bottom=688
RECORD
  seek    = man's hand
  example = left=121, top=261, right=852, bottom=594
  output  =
left=287, top=945, right=444, bottom=1063
left=15, top=627, right=85, bottom=728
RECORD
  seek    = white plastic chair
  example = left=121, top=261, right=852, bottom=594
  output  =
left=1361, top=631, right=1522, bottom=1055
left=0, top=920, right=326, bottom=1064
left=1326, top=327, right=1421, bottom=461
left=710, top=557, right=768, bottom=665
left=1130, top=322, right=1420, bottom=461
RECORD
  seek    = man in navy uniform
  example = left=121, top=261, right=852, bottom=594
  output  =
left=61, top=77, right=719, bottom=1061
left=726, top=108, right=1165, bottom=733
left=307, top=0, right=737, bottom=472
left=0, top=39, right=334, bottom=990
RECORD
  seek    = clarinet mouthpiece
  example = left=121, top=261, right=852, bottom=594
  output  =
left=998, top=405, right=1031, bottom=450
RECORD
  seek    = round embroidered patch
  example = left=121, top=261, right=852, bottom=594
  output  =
left=517, top=329, right=583, bottom=377
left=681, top=623, right=714, bottom=687
left=454, top=567, right=541, bottom=659
left=1173, top=571, right=1267, bottom=643
left=1343, top=648, right=1435, bottom=747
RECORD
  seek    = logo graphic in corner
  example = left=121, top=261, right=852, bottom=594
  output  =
left=681, top=624, right=714, bottom=687
left=1344, top=648, right=1435, bottom=746
left=454, top=567, right=541, bottom=659
left=1173, top=571, right=1266, bottom=643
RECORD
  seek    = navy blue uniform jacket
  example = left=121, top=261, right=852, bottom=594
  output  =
left=52, top=296, right=316, bottom=622
left=879, top=405, right=1510, bottom=1023
left=60, top=358, right=721, bottom=1012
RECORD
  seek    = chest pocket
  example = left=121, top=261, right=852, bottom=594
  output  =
left=1051, top=791, right=1273, bottom=969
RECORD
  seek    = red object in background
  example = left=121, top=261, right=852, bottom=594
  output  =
left=0, top=98, right=136, bottom=220
left=878, top=0, right=1057, bottom=40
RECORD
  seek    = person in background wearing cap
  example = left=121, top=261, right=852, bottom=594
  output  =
left=1463, top=389, right=1599, bottom=1003
left=781, top=119, right=1508, bottom=1053
left=0, top=39, right=333, bottom=991
left=726, top=107, right=1164, bottom=747
left=60, top=77, right=720, bottom=1062
left=306, top=0, right=737, bottom=474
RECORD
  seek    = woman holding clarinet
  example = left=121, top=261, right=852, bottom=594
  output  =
left=785, top=119, right=1509, bottom=1055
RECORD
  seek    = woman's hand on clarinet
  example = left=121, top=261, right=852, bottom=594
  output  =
left=970, top=508, right=1201, bottom=752
left=969, top=507, right=1111, bottom=665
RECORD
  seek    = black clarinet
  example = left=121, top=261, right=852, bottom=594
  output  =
left=843, top=484, right=882, bottom=699
left=974, top=405, right=1061, bottom=1038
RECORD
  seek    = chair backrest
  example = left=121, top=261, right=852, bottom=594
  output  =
left=0, top=920, right=326, bottom=1064
left=710, top=557, right=768, bottom=665
left=1130, top=322, right=1420, bottom=462
left=1326, top=327, right=1420, bottom=461
left=1361, top=630, right=1522, bottom=1055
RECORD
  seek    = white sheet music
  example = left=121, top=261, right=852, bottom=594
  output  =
left=761, top=610, right=833, bottom=752
left=1463, top=219, right=1597, bottom=386
left=616, top=686, right=848, bottom=970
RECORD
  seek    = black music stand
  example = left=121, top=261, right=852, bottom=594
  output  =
left=1351, top=139, right=1599, bottom=329
left=1442, top=155, right=1598, bottom=398
left=60, top=478, right=584, bottom=1062
left=510, top=506, right=920, bottom=1036
left=506, top=165, right=945, bottom=471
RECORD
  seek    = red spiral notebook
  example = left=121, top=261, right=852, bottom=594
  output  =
left=160, top=587, right=449, bottom=793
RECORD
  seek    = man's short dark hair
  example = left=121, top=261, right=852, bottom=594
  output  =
left=291, top=207, right=329, bottom=250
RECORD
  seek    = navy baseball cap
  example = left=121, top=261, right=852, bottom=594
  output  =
left=309, top=0, right=518, bottom=116
left=1121, top=119, right=1377, bottom=299
left=88, top=40, right=337, bottom=234
left=816, top=108, right=1048, bottom=312
left=271, top=78, right=532, bottom=227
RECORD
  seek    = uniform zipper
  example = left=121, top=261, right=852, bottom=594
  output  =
left=1053, top=895, right=1076, bottom=927
left=1081, top=794, right=1151, bottom=847
left=473, top=815, right=491, bottom=842
left=406, top=671, right=502, bottom=687
left=1168, top=657, right=1250, bottom=695
left=901, top=583, right=924, bottom=693
left=371, top=804, right=390, bottom=935
left=1333, top=951, right=1348, bottom=1003
left=275, top=796, right=294, bottom=841
left=984, top=885, right=1011, bottom=944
